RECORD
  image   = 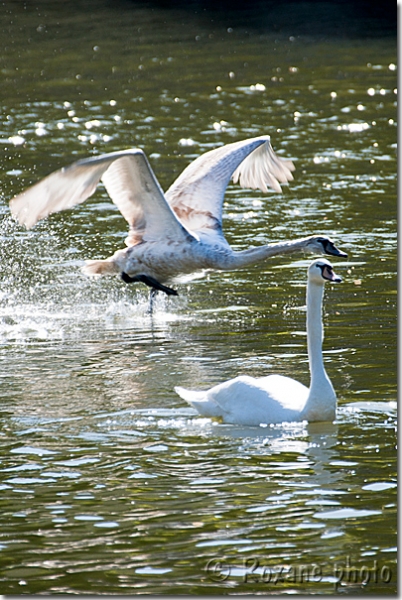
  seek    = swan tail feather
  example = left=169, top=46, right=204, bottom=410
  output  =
left=174, top=386, right=221, bottom=418
left=82, top=259, right=119, bottom=277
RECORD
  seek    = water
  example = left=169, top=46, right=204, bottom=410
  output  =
left=0, top=1, right=397, bottom=595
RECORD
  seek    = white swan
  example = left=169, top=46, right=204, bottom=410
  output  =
left=10, top=136, right=346, bottom=301
left=175, top=258, right=342, bottom=425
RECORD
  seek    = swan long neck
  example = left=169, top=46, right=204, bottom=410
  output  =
left=304, top=280, right=336, bottom=420
left=224, top=237, right=313, bottom=269
left=306, top=281, right=326, bottom=382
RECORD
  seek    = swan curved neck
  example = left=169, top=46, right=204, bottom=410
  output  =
left=304, top=280, right=336, bottom=420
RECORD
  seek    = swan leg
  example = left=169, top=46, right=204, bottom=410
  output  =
left=121, top=272, right=178, bottom=296
left=148, top=288, right=158, bottom=315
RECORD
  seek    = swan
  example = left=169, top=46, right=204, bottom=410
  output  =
left=9, top=136, right=346, bottom=304
left=175, top=258, right=342, bottom=425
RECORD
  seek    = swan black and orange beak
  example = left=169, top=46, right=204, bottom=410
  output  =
left=321, top=264, right=342, bottom=283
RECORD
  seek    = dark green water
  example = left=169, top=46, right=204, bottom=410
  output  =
left=0, top=1, right=397, bottom=595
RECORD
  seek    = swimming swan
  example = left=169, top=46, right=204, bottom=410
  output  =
left=10, top=136, right=346, bottom=300
left=175, top=258, right=342, bottom=425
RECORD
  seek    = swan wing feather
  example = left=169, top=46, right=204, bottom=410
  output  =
left=10, top=154, right=110, bottom=229
left=166, top=135, right=294, bottom=233
left=211, top=376, right=307, bottom=424
left=232, top=141, right=295, bottom=192
left=10, top=149, right=193, bottom=245
left=99, top=150, right=193, bottom=245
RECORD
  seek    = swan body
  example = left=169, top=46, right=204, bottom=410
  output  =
left=175, top=259, right=342, bottom=425
left=9, top=136, right=346, bottom=296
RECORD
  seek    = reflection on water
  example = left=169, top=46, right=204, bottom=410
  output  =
left=0, top=0, right=397, bottom=595
left=0, top=402, right=396, bottom=594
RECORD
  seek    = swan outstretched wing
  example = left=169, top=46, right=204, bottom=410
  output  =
left=165, top=135, right=295, bottom=233
left=9, top=149, right=192, bottom=245
left=99, top=151, right=193, bottom=245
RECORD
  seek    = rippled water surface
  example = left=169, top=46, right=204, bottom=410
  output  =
left=0, top=1, right=397, bottom=595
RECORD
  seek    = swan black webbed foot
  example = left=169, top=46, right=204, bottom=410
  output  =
left=121, top=272, right=178, bottom=296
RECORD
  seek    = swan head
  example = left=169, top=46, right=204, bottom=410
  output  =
left=305, top=235, right=347, bottom=258
left=308, top=258, right=342, bottom=285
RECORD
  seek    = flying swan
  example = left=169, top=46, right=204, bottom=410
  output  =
left=10, top=136, right=346, bottom=303
left=175, top=258, right=342, bottom=425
